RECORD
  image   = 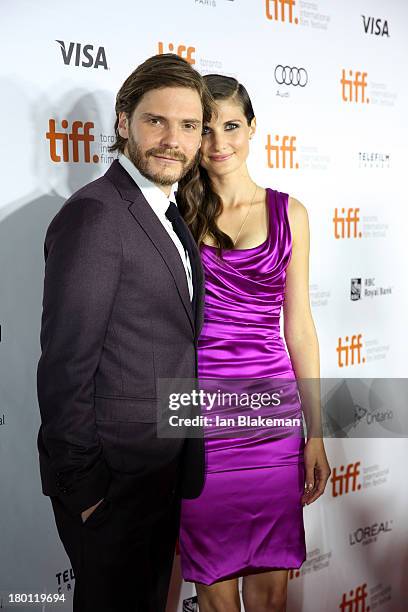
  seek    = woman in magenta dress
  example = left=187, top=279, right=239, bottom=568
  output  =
left=177, top=75, right=331, bottom=611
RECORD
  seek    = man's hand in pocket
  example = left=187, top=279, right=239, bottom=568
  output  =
left=81, top=498, right=104, bottom=523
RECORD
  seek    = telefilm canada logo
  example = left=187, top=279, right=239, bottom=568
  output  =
left=56, top=40, right=108, bottom=69
left=46, top=119, right=114, bottom=165
left=358, top=152, right=390, bottom=169
left=56, top=567, right=75, bottom=594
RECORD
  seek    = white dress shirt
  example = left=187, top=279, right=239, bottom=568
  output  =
left=118, top=154, right=193, bottom=301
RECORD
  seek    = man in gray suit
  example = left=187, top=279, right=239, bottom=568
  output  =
left=37, top=54, right=213, bottom=611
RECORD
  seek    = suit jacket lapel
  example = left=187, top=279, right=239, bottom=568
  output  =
left=106, top=160, right=195, bottom=333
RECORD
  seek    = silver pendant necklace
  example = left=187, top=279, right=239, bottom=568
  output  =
left=232, top=184, right=258, bottom=247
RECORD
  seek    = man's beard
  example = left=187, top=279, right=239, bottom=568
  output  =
left=127, top=132, right=198, bottom=186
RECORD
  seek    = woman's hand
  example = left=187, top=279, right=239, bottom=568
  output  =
left=301, top=438, right=331, bottom=506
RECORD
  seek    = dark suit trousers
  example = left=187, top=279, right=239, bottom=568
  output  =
left=51, top=457, right=181, bottom=612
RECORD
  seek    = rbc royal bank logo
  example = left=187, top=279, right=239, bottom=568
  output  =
left=46, top=119, right=99, bottom=163
left=351, top=278, right=362, bottom=301
left=56, top=41, right=108, bottom=69
left=158, top=42, right=196, bottom=64
left=265, top=0, right=298, bottom=24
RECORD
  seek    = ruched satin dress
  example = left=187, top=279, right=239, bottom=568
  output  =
left=179, top=188, right=306, bottom=585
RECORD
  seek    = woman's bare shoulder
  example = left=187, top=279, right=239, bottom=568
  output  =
left=288, top=196, right=309, bottom=242
left=288, top=195, right=307, bottom=215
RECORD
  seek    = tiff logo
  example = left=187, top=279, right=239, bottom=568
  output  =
left=341, top=69, right=369, bottom=103
left=158, top=42, right=196, bottom=64
left=339, top=583, right=369, bottom=611
left=336, top=334, right=365, bottom=367
left=333, top=208, right=361, bottom=239
left=265, top=0, right=298, bottom=24
left=46, top=119, right=99, bottom=163
left=362, top=15, right=389, bottom=37
left=331, top=462, right=362, bottom=497
left=266, top=135, right=298, bottom=169
left=56, top=41, right=108, bottom=69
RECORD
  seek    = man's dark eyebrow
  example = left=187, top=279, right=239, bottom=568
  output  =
left=182, top=119, right=202, bottom=125
left=140, top=113, right=202, bottom=125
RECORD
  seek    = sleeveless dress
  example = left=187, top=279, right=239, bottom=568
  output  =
left=179, top=188, right=306, bottom=585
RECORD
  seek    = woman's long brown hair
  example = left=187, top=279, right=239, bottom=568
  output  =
left=176, top=74, right=255, bottom=252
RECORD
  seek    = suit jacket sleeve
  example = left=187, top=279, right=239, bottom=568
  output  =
left=37, top=196, right=122, bottom=514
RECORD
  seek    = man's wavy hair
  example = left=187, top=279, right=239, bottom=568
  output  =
left=109, top=53, right=214, bottom=154
left=176, top=74, right=255, bottom=251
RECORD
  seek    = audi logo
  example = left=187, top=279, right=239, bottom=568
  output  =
left=274, top=65, right=308, bottom=87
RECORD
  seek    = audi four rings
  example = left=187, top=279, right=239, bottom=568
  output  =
left=274, top=65, right=308, bottom=87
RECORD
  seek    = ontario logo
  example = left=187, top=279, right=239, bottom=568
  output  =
left=158, top=42, right=196, bottom=64
left=46, top=119, right=114, bottom=165
left=183, top=596, right=199, bottom=611
left=330, top=461, right=362, bottom=497
left=56, top=41, right=108, bottom=69
left=266, top=135, right=299, bottom=169
left=265, top=0, right=298, bottom=24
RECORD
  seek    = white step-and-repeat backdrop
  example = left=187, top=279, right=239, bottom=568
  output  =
left=1, top=1, right=407, bottom=610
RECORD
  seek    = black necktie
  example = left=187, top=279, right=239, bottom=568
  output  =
left=165, top=202, right=199, bottom=322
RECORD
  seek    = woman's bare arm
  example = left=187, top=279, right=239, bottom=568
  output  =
left=283, top=196, right=331, bottom=504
